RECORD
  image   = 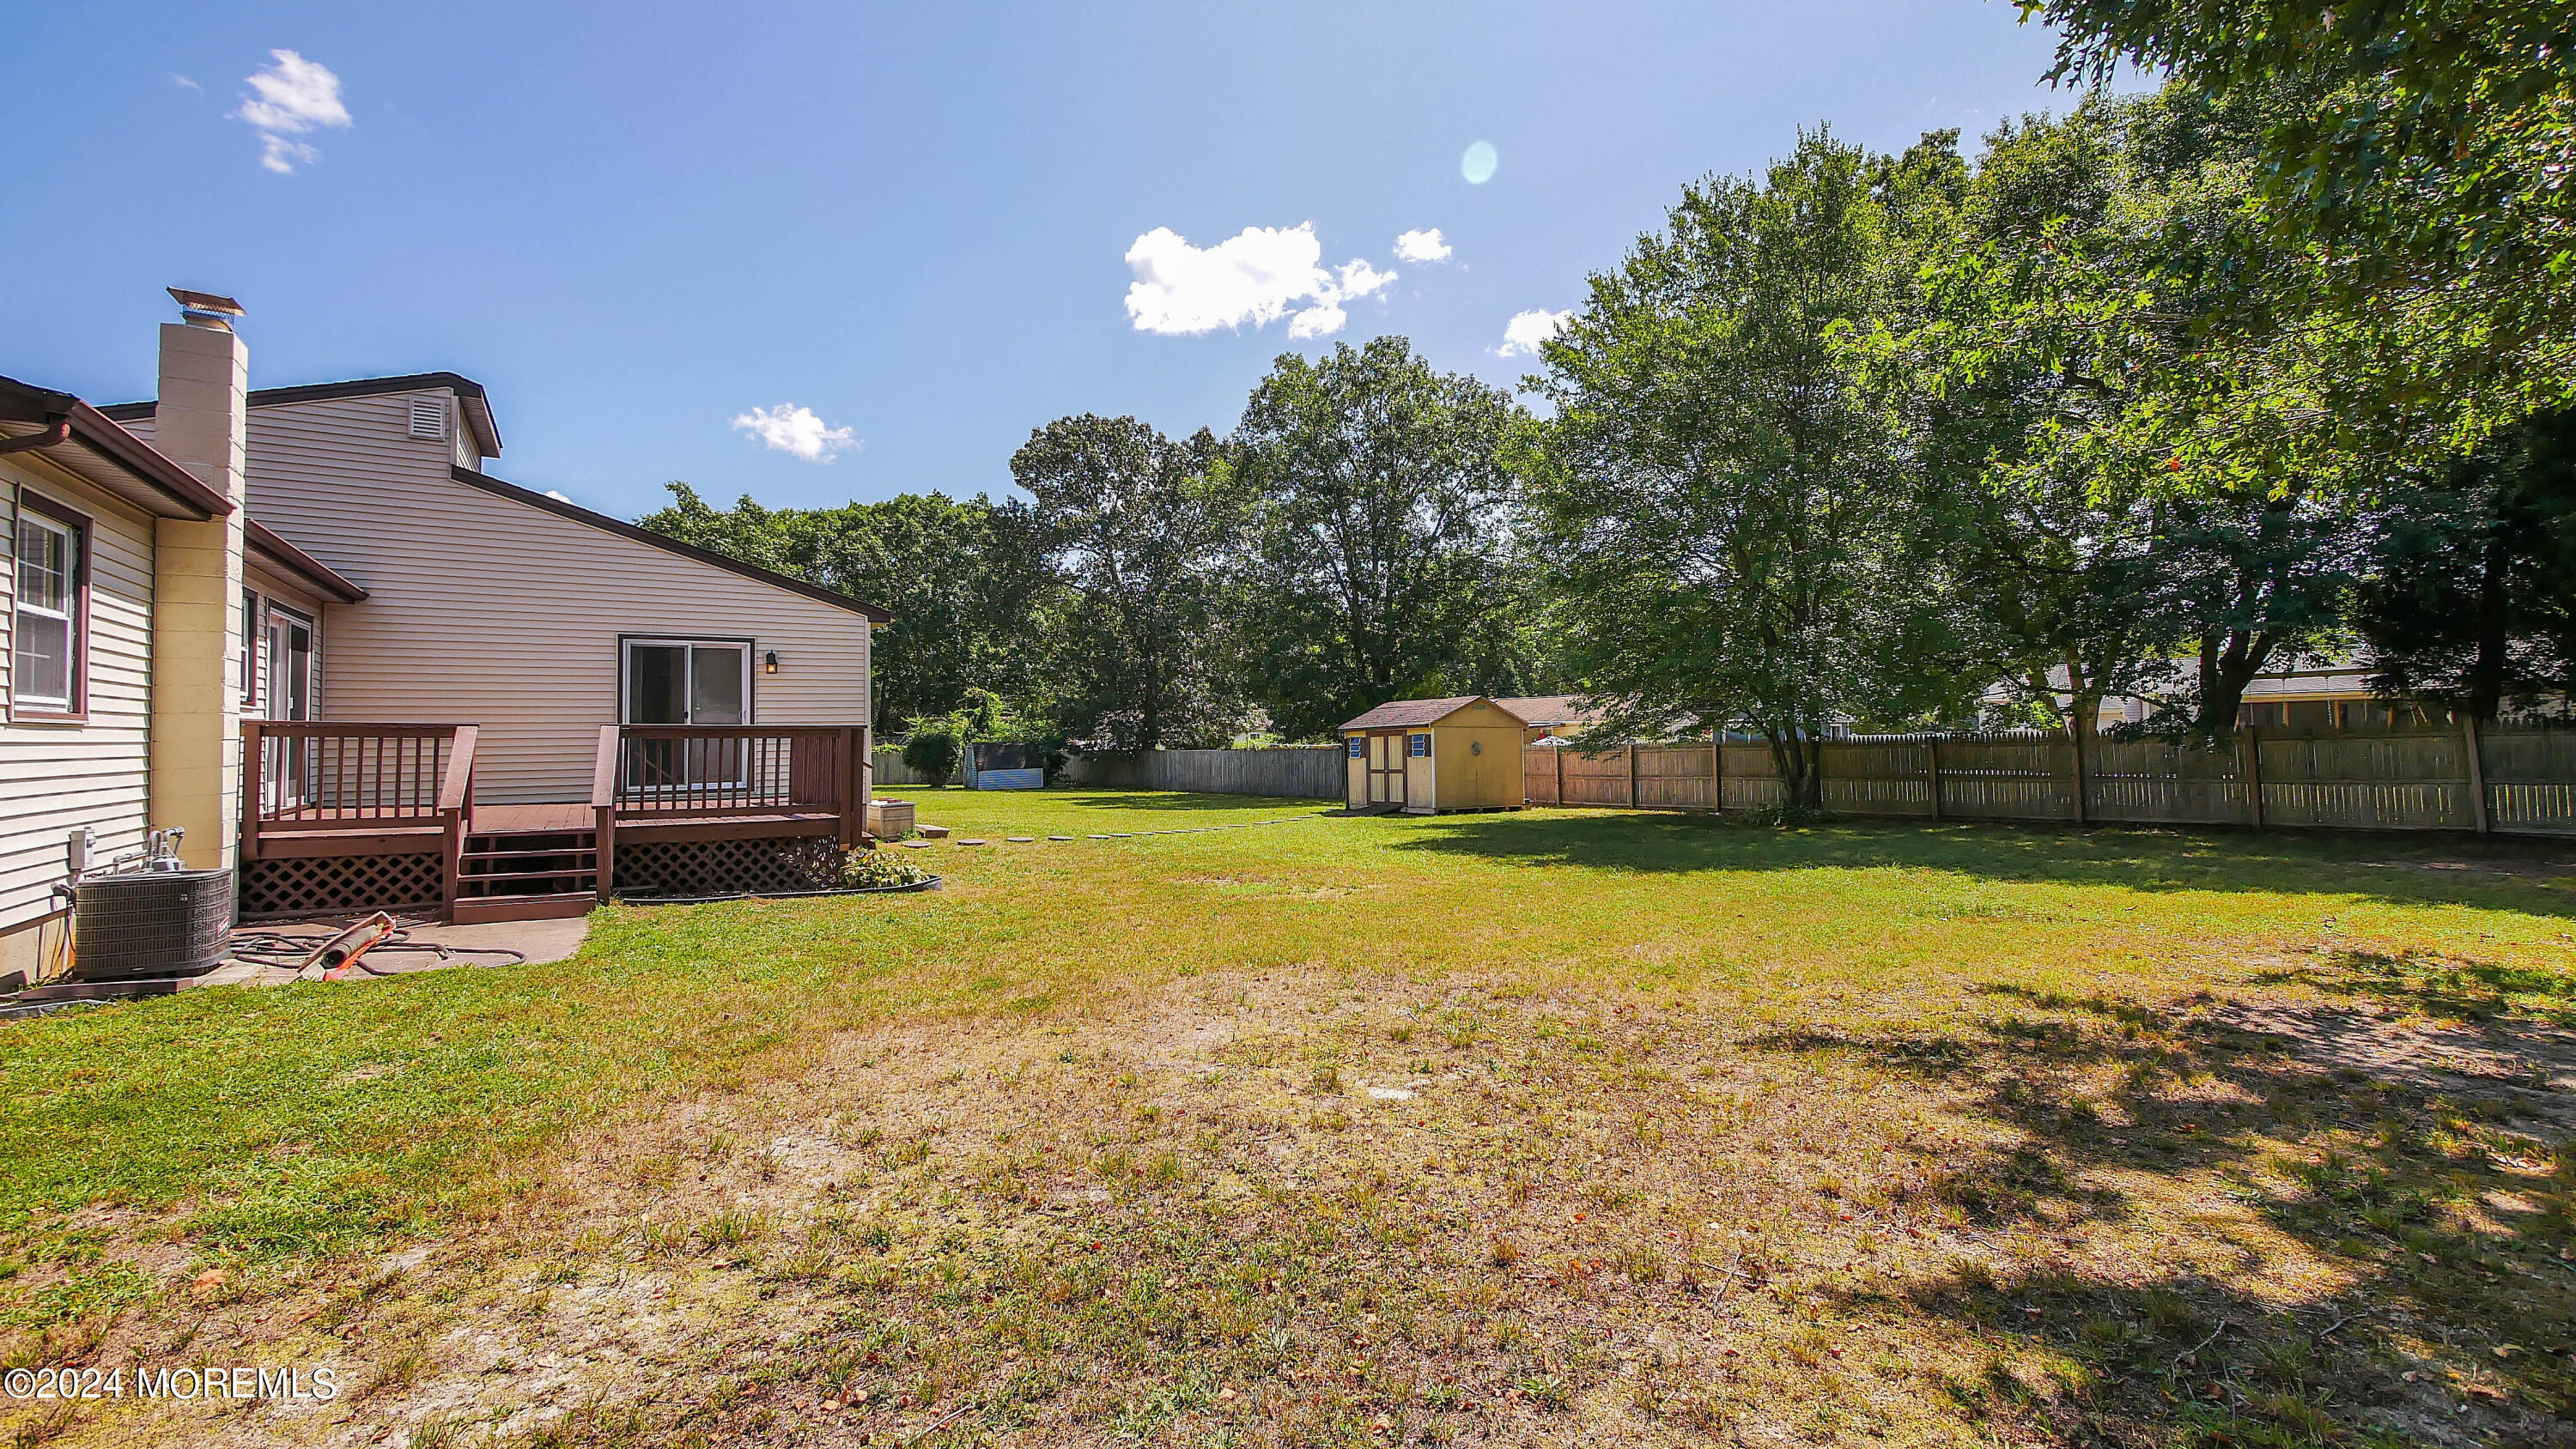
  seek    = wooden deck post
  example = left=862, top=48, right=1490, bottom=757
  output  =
left=2463, top=714, right=2491, bottom=834
left=434, top=725, right=479, bottom=922
left=835, top=726, right=861, bottom=849
left=591, top=725, right=621, bottom=900
left=240, top=721, right=264, bottom=862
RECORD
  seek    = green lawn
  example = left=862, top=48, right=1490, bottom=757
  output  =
left=3, top=791, right=2571, bottom=1446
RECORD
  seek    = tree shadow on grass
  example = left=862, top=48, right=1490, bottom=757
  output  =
left=1389, top=808, right=2576, bottom=916
left=1755, top=972, right=2576, bottom=1444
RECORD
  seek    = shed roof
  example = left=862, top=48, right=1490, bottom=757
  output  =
left=1340, top=695, right=1527, bottom=731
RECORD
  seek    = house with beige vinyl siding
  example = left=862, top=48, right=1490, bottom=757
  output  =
left=3, top=292, right=890, bottom=985
left=1, top=356, right=241, bottom=989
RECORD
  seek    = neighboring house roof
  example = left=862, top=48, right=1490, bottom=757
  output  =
left=1986, top=662, right=2384, bottom=710
left=247, top=518, right=368, bottom=603
left=1340, top=695, right=1528, bottom=731
left=448, top=465, right=894, bottom=623
left=99, top=371, right=504, bottom=458
left=0, top=374, right=230, bottom=520
left=1493, top=694, right=1605, bottom=730
left=2240, top=668, right=2375, bottom=700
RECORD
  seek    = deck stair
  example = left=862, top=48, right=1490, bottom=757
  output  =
left=452, top=804, right=601, bottom=924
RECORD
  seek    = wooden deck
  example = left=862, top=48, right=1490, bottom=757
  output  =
left=238, top=722, right=869, bottom=922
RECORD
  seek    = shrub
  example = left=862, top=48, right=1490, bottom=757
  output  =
left=840, top=850, right=932, bottom=890
left=901, top=724, right=963, bottom=782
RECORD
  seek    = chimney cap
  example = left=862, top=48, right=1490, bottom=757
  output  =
left=167, top=287, right=246, bottom=319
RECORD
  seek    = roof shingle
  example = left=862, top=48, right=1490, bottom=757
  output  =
left=1340, top=696, right=1526, bottom=731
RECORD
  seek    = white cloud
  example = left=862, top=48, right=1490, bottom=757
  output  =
left=234, top=49, right=349, bottom=173
left=1336, top=259, right=1396, bottom=300
left=1392, top=228, right=1451, bottom=264
left=1286, top=303, right=1346, bottom=339
left=1122, top=222, right=1398, bottom=339
left=171, top=73, right=202, bottom=93
left=732, top=403, right=858, bottom=463
left=1496, top=308, right=1573, bottom=358
left=544, top=489, right=574, bottom=503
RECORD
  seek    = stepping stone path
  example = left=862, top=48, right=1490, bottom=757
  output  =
left=898, top=840, right=933, bottom=850
left=1048, top=835, right=1075, bottom=841
left=957, top=839, right=987, bottom=846
left=1006, top=836, right=1035, bottom=843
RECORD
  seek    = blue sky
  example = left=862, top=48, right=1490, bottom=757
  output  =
left=3, top=3, right=2073, bottom=518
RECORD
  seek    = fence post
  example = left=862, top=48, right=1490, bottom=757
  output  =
left=1626, top=744, right=1639, bottom=809
left=1710, top=732, right=1722, bottom=814
left=1553, top=742, right=1564, bottom=806
left=2463, top=714, right=2491, bottom=834
left=1926, top=734, right=1941, bottom=822
left=2240, top=725, right=2265, bottom=828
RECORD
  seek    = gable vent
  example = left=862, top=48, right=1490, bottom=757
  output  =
left=407, top=396, right=447, bottom=440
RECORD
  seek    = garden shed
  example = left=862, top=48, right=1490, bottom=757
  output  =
left=1340, top=696, right=1528, bottom=813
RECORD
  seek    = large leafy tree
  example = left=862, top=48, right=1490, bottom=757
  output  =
left=2355, top=409, right=2576, bottom=719
left=639, top=486, right=1060, bottom=736
left=1011, top=415, right=1246, bottom=749
left=1882, top=106, right=2181, bottom=734
left=2023, top=0, right=2576, bottom=416
left=1527, top=129, right=1970, bottom=808
left=1232, top=336, right=1543, bottom=741
left=1892, top=88, right=2366, bottom=738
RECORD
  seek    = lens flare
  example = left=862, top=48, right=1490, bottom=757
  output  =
left=1461, top=141, right=1498, bottom=185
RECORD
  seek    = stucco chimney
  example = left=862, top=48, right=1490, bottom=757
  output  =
left=148, top=292, right=251, bottom=870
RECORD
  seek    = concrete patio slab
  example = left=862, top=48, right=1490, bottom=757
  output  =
left=224, top=912, right=592, bottom=985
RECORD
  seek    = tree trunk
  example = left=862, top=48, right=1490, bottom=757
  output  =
left=2194, top=630, right=2275, bottom=740
left=1763, top=729, right=1826, bottom=812
left=2470, top=514, right=2512, bottom=723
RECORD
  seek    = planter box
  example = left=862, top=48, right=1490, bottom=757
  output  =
left=866, top=798, right=916, bottom=839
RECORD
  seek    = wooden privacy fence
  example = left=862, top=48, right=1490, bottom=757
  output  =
left=1524, top=724, right=2576, bottom=837
left=872, top=748, right=939, bottom=788
left=1060, top=747, right=1345, bottom=801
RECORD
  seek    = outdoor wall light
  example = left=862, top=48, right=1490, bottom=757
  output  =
left=763, top=651, right=780, bottom=675
left=1470, top=740, right=1482, bottom=754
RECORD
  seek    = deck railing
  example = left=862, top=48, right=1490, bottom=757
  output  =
left=590, top=725, right=866, bottom=894
left=240, top=722, right=477, bottom=833
left=592, top=725, right=863, bottom=818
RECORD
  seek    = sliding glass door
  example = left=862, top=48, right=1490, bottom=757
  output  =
left=620, top=639, right=752, bottom=795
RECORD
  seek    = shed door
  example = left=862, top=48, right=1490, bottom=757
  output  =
left=1366, top=731, right=1406, bottom=807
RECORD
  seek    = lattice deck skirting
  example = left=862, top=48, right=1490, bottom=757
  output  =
left=613, top=838, right=841, bottom=898
left=240, top=852, right=444, bottom=919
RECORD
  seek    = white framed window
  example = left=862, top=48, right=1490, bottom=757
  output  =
left=11, top=496, right=86, bottom=718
